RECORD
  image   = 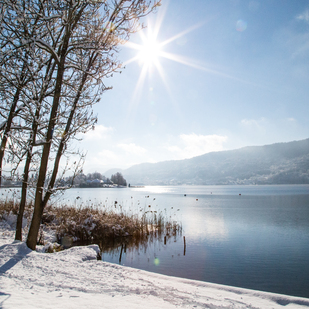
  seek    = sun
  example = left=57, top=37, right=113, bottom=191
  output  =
left=138, top=35, right=161, bottom=67
left=125, top=25, right=163, bottom=70
left=120, top=6, right=257, bottom=128
left=123, top=16, right=206, bottom=85
left=122, top=10, right=223, bottom=106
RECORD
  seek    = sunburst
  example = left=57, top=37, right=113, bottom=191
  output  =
left=122, top=6, right=258, bottom=116
left=123, top=10, right=204, bottom=111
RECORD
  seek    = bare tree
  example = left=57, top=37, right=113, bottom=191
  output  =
left=0, top=0, right=161, bottom=247
left=20, top=0, right=161, bottom=250
left=0, top=0, right=49, bottom=185
left=0, top=0, right=64, bottom=240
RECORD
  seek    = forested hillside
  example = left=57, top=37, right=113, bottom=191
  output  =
left=112, top=139, right=309, bottom=185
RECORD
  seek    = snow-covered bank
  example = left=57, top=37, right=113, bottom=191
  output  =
left=1, top=222, right=309, bottom=309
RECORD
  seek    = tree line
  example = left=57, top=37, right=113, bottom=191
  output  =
left=0, top=0, right=160, bottom=250
left=70, top=171, right=127, bottom=187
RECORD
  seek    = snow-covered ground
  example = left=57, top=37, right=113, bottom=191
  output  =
left=1, top=220, right=309, bottom=309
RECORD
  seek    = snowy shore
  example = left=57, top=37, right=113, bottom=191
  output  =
left=1, top=221, right=309, bottom=309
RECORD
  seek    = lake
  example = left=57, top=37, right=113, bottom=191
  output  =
left=56, top=184, right=309, bottom=298
left=3, top=185, right=309, bottom=298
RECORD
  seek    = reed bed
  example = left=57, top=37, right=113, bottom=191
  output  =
left=0, top=197, right=182, bottom=248
left=0, top=199, right=32, bottom=219
left=43, top=203, right=182, bottom=245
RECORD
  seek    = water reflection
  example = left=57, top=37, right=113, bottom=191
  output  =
left=100, top=232, right=185, bottom=269
left=132, top=186, right=174, bottom=194
left=185, top=209, right=228, bottom=241
left=101, top=190, right=309, bottom=298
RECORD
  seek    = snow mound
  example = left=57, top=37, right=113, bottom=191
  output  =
left=54, top=244, right=100, bottom=261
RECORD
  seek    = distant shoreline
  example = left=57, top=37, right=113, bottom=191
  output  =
left=1, top=184, right=309, bottom=189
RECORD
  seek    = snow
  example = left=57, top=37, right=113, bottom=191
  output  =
left=1, top=221, right=309, bottom=309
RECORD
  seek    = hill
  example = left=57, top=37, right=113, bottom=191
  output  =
left=108, top=139, right=309, bottom=185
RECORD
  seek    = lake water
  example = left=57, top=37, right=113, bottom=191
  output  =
left=3, top=185, right=309, bottom=298
left=57, top=184, right=309, bottom=298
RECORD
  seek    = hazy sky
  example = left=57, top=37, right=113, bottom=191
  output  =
left=77, top=0, right=309, bottom=173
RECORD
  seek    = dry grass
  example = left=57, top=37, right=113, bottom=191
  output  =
left=43, top=204, right=182, bottom=245
left=0, top=199, right=32, bottom=219
left=0, top=198, right=182, bottom=248
left=43, top=205, right=141, bottom=242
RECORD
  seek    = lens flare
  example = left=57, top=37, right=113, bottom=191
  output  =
left=154, top=257, right=160, bottom=266
left=236, top=19, right=247, bottom=32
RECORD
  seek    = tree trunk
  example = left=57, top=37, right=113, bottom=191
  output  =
left=26, top=70, right=65, bottom=249
left=42, top=55, right=95, bottom=208
left=15, top=146, right=31, bottom=241
left=15, top=106, right=41, bottom=241
left=0, top=78, right=24, bottom=186
left=26, top=18, right=76, bottom=249
left=26, top=3, right=88, bottom=249
left=15, top=56, right=56, bottom=241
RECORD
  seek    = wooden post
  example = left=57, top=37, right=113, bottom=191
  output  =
left=119, top=244, right=124, bottom=263
left=183, top=236, right=186, bottom=256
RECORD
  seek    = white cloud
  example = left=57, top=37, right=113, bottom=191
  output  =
left=98, top=149, right=118, bottom=161
left=86, top=149, right=121, bottom=167
left=167, top=133, right=227, bottom=159
left=166, top=145, right=182, bottom=153
left=297, top=10, right=309, bottom=23
left=79, top=149, right=122, bottom=174
left=240, top=117, right=267, bottom=129
left=117, top=143, right=147, bottom=155
left=291, top=38, right=309, bottom=59
left=274, top=23, right=309, bottom=60
left=82, top=143, right=148, bottom=172
left=83, top=125, right=113, bottom=141
left=240, top=119, right=258, bottom=126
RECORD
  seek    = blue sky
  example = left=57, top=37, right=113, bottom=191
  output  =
left=77, top=0, right=309, bottom=173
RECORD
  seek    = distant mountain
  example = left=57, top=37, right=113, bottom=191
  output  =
left=108, top=138, right=309, bottom=185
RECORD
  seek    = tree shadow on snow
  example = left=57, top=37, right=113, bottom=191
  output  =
left=0, top=242, right=31, bottom=274
left=0, top=291, right=11, bottom=308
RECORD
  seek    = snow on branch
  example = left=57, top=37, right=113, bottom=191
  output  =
left=33, top=39, right=60, bottom=65
left=33, top=139, right=47, bottom=146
